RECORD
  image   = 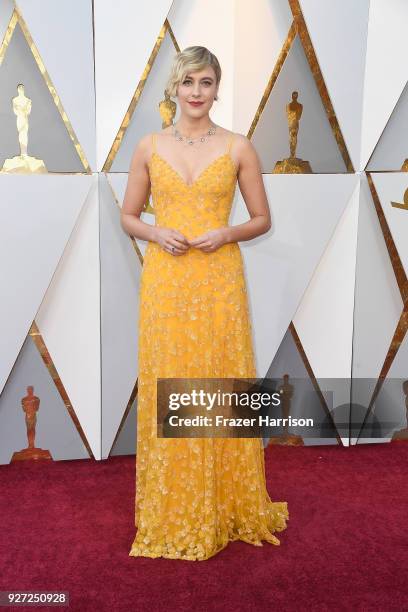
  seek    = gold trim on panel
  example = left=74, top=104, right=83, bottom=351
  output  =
left=104, top=176, right=143, bottom=457
left=166, top=18, right=180, bottom=52
left=29, top=321, right=95, bottom=458
left=364, top=78, right=408, bottom=173
left=367, top=173, right=408, bottom=304
left=108, top=379, right=138, bottom=457
left=355, top=175, right=408, bottom=443
left=103, top=18, right=180, bottom=172
left=370, top=306, right=408, bottom=406
left=248, top=1, right=354, bottom=172
left=0, top=8, right=17, bottom=63
left=247, top=22, right=296, bottom=140
left=288, top=0, right=353, bottom=172
left=2, top=5, right=92, bottom=173
left=106, top=175, right=145, bottom=265
left=289, top=322, right=342, bottom=445
left=356, top=306, right=408, bottom=443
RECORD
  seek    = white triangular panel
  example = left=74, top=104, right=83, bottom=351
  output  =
left=231, top=173, right=357, bottom=377
left=370, top=172, right=408, bottom=280
left=94, top=0, right=173, bottom=169
left=375, top=332, right=408, bottom=436
left=110, top=398, right=138, bottom=457
left=0, top=334, right=90, bottom=463
left=110, top=29, right=178, bottom=172
left=299, top=0, right=370, bottom=170
left=351, top=174, right=403, bottom=392
left=231, top=0, right=293, bottom=133
left=345, top=174, right=405, bottom=448
left=251, top=35, right=346, bottom=173
left=0, top=175, right=92, bottom=395
left=35, top=175, right=101, bottom=459
left=366, top=81, right=408, bottom=171
left=360, top=0, right=408, bottom=169
left=293, top=178, right=360, bottom=378
left=17, top=0, right=96, bottom=169
left=388, top=331, right=408, bottom=379
left=99, top=174, right=142, bottom=459
left=0, top=0, right=14, bottom=40
left=265, top=327, right=342, bottom=446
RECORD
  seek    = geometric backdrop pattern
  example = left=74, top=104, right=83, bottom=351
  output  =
left=0, top=0, right=406, bottom=463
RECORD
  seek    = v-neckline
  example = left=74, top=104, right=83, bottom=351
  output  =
left=151, top=151, right=236, bottom=188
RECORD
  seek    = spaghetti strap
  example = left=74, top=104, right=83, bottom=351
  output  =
left=227, top=133, right=235, bottom=154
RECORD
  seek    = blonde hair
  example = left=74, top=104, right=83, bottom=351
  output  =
left=165, top=46, right=221, bottom=99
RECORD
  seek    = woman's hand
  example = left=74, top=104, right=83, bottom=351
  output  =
left=189, top=227, right=230, bottom=253
left=152, top=226, right=190, bottom=256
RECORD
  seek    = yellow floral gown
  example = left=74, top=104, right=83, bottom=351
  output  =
left=129, top=132, right=289, bottom=561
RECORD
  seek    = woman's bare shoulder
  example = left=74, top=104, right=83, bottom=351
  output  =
left=136, top=129, right=171, bottom=147
left=144, top=128, right=173, bottom=146
left=133, top=131, right=164, bottom=159
left=131, top=128, right=173, bottom=163
left=226, top=132, right=259, bottom=171
left=138, top=132, right=155, bottom=150
left=128, top=133, right=156, bottom=169
left=226, top=131, right=253, bottom=153
left=230, top=131, right=250, bottom=145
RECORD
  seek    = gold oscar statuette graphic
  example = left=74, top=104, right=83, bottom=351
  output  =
left=11, top=386, right=52, bottom=461
left=269, top=374, right=304, bottom=446
left=159, top=90, right=176, bottom=128
left=391, top=187, right=408, bottom=211
left=1, top=84, right=47, bottom=174
left=274, top=91, right=312, bottom=174
left=401, top=160, right=408, bottom=171
left=392, top=380, right=408, bottom=442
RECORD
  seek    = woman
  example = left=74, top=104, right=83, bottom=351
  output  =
left=121, top=46, right=289, bottom=561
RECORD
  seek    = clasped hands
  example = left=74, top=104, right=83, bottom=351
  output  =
left=154, top=226, right=230, bottom=255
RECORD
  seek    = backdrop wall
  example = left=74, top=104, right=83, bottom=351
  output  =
left=0, top=0, right=407, bottom=463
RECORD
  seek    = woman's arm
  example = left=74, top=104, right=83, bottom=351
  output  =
left=120, top=134, right=190, bottom=255
left=225, top=134, right=272, bottom=243
left=120, top=134, right=157, bottom=242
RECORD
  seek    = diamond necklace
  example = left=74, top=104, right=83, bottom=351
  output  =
left=173, top=122, right=217, bottom=147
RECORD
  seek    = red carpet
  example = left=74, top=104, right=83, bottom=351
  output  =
left=0, top=443, right=407, bottom=611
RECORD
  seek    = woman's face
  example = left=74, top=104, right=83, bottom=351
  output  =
left=176, top=65, right=218, bottom=118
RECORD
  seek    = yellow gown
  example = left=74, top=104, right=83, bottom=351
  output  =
left=129, top=132, right=289, bottom=561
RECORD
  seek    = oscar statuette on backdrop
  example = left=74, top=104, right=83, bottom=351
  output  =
left=11, top=386, right=52, bottom=462
left=274, top=91, right=312, bottom=174
left=268, top=374, right=304, bottom=446
left=1, top=84, right=47, bottom=174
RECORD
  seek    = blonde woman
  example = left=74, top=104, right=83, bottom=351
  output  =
left=121, top=46, right=289, bottom=561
